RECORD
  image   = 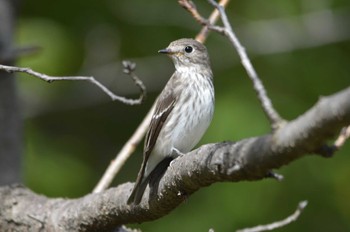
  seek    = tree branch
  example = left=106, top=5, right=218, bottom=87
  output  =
left=181, top=0, right=284, bottom=129
left=0, top=62, right=146, bottom=105
left=179, top=0, right=230, bottom=43
left=236, top=201, right=308, bottom=232
left=1, top=86, right=349, bottom=231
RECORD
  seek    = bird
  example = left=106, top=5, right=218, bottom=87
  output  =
left=127, top=38, right=214, bottom=205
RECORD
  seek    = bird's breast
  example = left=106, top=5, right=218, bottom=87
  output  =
left=155, top=71, right=214, bottom=157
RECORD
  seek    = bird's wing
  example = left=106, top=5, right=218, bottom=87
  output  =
left=144, top=88, right=176, bottom=161
left=127, top=88, right=177, bottom=205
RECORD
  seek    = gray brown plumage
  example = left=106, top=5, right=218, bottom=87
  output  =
left=127, top=38, right=214, bottom=205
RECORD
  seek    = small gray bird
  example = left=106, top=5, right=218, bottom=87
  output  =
left=127, top=38, right=214, bottom=205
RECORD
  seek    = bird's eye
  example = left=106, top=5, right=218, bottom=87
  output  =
left=184, top=46, right=193, bottom=53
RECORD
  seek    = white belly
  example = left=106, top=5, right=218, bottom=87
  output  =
left=144, top=73, right=214, bottom=177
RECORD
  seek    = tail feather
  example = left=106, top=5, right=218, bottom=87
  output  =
left=127, top=160, right=149, bottom=205
left=127, top=177, right=149, bottom=205
left=127, top=157, right=174, bottom=205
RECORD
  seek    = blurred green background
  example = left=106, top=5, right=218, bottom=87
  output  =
left=16, top=0, right=350, bottom=231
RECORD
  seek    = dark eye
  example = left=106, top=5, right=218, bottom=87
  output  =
left=184, top=46, right=193, bottom=53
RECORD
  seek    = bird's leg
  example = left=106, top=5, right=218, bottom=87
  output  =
left=169, top=147, right=186, bottom=170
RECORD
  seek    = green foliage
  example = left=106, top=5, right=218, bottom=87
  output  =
left=18, top=0, right=350, bottom=231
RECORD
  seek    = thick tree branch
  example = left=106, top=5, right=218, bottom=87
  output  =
left=1, top=86, right=349, bottom=231
left=0, top=62, right=146, bottom=105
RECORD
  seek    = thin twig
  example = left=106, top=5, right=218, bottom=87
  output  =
left=0, top=63, right=146, bottom=105
left=208, top=0, right=284, bottom=129
left=181, top=0, right=284, bottom=129
left=334, top=125, right=350, bottom=149
left=236, top=201, right=308, bottom=232
left=122, top=60, right=147, bottom=101
left=179, top=0, right=225, bottom=33
left=196, top=0, right=230, bottom=43
left=0, top=63, right=148, bottom=192
left=179, top=0, right=230, bottom=43
left=93, top=103, right=155, bottom=193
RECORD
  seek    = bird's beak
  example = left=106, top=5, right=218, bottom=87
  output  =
left=158, top=48, right=173, bottom=54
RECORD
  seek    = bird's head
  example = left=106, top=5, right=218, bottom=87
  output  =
left=158, top=38, right=210, bottom=70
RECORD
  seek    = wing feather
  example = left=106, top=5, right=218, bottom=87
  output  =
left=127, top=88, right=176, bottom=204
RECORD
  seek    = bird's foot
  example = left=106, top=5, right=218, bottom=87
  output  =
left=171, top=147, right=185, bottom=157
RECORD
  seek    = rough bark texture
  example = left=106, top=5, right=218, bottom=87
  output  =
left=0, top=86, right=349, bottom=231
left=0, top=0, right=22, bottom=185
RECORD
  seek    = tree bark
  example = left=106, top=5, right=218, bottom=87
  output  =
left=0, top=86, right=349, bottom=231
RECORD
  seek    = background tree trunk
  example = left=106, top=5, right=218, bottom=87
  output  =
left=0, top=0, right=22, bottom=184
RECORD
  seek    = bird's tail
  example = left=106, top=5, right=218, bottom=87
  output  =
left=127, top=157, right=174, bottom=205
left=127, top=176, right=149, bottom=205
